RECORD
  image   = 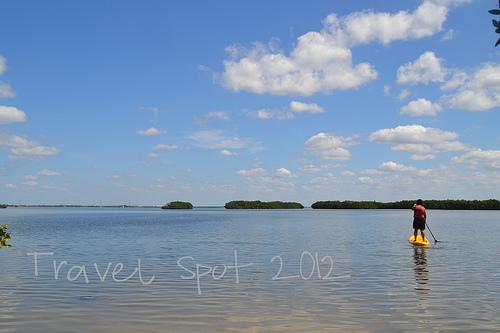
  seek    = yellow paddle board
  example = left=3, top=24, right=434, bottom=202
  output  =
left=409, top=234, right=430, bottom=246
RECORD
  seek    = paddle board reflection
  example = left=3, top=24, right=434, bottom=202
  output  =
left=413, top=247, right=430, bottom=297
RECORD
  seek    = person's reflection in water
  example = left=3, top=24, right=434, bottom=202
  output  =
left=413, top=247, right=430, bottom=298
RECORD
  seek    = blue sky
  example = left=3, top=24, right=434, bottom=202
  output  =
left=0, top=0, right=499, bottom=205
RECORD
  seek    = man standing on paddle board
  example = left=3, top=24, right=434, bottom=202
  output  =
left=412, top=199, right=426, bottom=242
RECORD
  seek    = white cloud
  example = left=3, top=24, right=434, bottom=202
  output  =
left=452, top=149, right=500, bottom=169
left=38, top=169, right=61, bottom=176
left=153, top=143, right=178, bottom=151
left=300, top=164, right=321, bottom=173
left=0, top=133, right=59, bottom=158
left=370, top=124, right=457, bottom=144
left=197, top=64, right=211, bottom=73
left=248, top=101, right=325, bottom=120
left=449, top=91, right=498, bottom=111
left=384, top=85, right=391, bottom=95
left=397, top=89, right=412, bottom=100
left=206, top=111, right=229, bottom=121
left=397, top=51, right=447, bottom=85
left=369, top=124, right=469, bottom=154
left=400, top=98, right=442, bottom=117
left=289, top=101, right=324, bottom=113
left=341, top=170, right=356, bottom=177
left=446, top=64, right=500, bottom=111
left=428, top=0, right=471, bottom=7
left=0, top=55, right=16, bottom=102
left=234, top=166, right=297, bottom=192
left=363, top=168, right=383, bottom=175
left=0, top=106, right=27, bottom=124
left=392, top=143, right=432, bottom=153
left=221, top=40, right=377, bottom=96
left=0, top=56, right=6, bottom=75
left=441, top=70, right=468, bottom=90
left=391, top=141, right=469, bottom=153
left=308, top=172, right=340, bottom=187
left=237, top=167, right=267, bottom=177
left=329, top=1, right=453, bottom=45
left=220, top=149, right=237, bottom=156
left=248, top=108, right=295, bottom=120
left=4, top=183, right=16, bottom=189
left=416, top=168, right=434, bottom=176
left=357, top=176, right=374, bottom=184
left=275, top=167, right=292, bottom=177
left=141, top=106, right=160, bottom=116
left=433, top=141, right=470, bottom=152
left=305, top=132, right=353, bottom=160
left=220, top=1, right=462, bottom=96
left=109, top=174, right=120, bottom=180
left=0, top=83, right=15, bottom=98
left=411, top=154, right=436, bottom=160
left=189, top=130, right=260, bottom=151
left=195, top=111, right=229, bottom=124
left=22, top=175, right=38, bottom=186
left=442, top=29, right=455, bottom=41
left=305, top=133, right=353, bottom=150
left=314, top=148, right=352, bottom=161
left=378, top=161, right=416, bottom=172
left=255, top=110, right=272, bottom=119
left=137, top=127, right=164, bottom=136
left=10, top=146, right=59, bottom=158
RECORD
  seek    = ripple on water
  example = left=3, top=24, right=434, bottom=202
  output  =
left=1, top=208, right=499, bottom=332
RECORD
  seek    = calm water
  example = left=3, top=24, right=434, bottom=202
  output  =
left=1, top=208, right=499, bottom=332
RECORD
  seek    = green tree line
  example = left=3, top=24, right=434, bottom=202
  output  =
left=311, top=200, right=500, bottom=210
left=161, top=201, right=193, bottom=209
left=224, top=200, right=304, bottom=209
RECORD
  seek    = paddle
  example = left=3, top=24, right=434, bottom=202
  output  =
left=425, top=221, right=440, bottom=243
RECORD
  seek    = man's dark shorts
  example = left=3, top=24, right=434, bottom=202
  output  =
left=413, top=217, right=426, bottom=230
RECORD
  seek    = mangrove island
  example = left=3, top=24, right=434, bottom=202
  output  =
left=224, top=200, right=304, bottom=209
left=311, top=199, right=500, bottom=210
left=161, top=201, right=193, bottom=209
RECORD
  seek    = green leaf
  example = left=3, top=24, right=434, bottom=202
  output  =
left=0, top=224, right=12, bottom=249
left=489, top=9, right=500, bottom=15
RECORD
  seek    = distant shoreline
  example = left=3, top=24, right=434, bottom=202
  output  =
left=1, top=205, right=225, bottom=209
left=2, top=205, right=162, bottom=208
left=2, top=199, right=500, bottom=210
left=6, top=202, right=498, bottom=210
left=311, top=200, right=500, bottom=210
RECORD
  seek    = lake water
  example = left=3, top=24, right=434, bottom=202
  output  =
left=1, top=207, right=499, bottom=332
